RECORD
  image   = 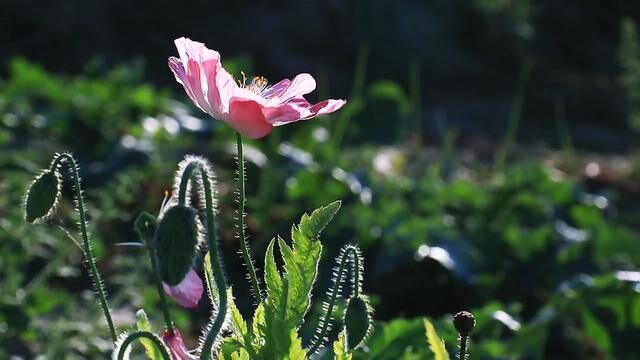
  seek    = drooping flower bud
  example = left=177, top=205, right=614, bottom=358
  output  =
left=344, top=295, right=371, bottom=350
left=154, top=205, right=201, bottom=286
left=163, top=328, right=197, bottom=360
left=24, top=170, right=61, bottom=223
left=163, top=268, right=203, bottom=308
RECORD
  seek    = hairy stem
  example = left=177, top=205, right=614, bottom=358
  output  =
left=459, top=334, right=468, bottom=360
left=236, top=132, right=263, bottom=302
left=150, top=246, right=175, bottom=336
left=115, top=331, right=171, bottom=360
left=198, top=167, right=228, bottom=360
left=308, top=246, right=361, bottom=354
left=50, top=153, right=117, bottom=342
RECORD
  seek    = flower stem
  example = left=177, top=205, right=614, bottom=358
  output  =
left=198, top=167, right=228, bottom=360
left=115, top=331, right=171, bottom=360
left=50, top=153, right=117, bottom=343
left=308, top=245, right=361, bottom=354
left=150, top=247, right=175, bottom=336
left=459, top=334, right=468, bottom=360
left=235, top=132, right=263, bottom=302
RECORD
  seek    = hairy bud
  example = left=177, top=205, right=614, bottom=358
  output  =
left=344, top=296, right=371, bottom=350
left=25, top=170, right=60, bottom=223
left=453, top=310, right=476, bottom=335
left=154, top=205, right=201, bottom=286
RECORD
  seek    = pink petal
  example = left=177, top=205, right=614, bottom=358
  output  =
left=163, top=269, right=203, bottom=308
left=174, top=37, right=220, bottom=67
left=278, top=73, right=316, bottom=102
left=171, top=38, right=238, bottom=118
left=261, top=79, right=292, bottom=98
left=226, top=98, right=274, bottom=139
left=264, top=98, right=346, bottom=126
left=308, top=99, right=347, bottom=117
left=163, top=329, right=197, bottom=360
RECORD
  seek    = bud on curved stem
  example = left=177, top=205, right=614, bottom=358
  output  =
left=308, top=244, right=371, bottom=354
left=26, top=153, right=118, bottom=342
left=171, top=156, right=228, bottom=360
left=113, top=330, right=172, bottom=360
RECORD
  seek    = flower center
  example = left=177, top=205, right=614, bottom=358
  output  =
left=238, top=71, right=269, bottom=95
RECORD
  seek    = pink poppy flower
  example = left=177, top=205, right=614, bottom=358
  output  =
left=162, top=268, right=203, bottom=308
left=168, top=37, right=346, bottom=139
left=163, top=328, right=197, bottom=360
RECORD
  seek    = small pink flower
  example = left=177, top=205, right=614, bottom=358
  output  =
left=162, top=268, right=203, bottom=308
left=163, top=328, right=197, bottom=360
left=169, top=37, right=346, bottom=139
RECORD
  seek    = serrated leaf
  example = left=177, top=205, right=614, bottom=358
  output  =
left=333, top=331, right=353, bottom=360
left=265, top=238, right=283, bottom=300
left=287, top=329, right=307, bottom=360
left=230, top=298, right=248, bottom=339
left=257, top=201, right=341, bottom=359
left=297, top=200, right=341, bottom=240
left=424, top=319, right=450, bottom=360
left=252, top=302, right=266, bottom=340
left=135, top=310, right=163, bottom=360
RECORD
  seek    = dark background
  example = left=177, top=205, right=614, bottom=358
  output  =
left=3, top=0, right=640, bottom=151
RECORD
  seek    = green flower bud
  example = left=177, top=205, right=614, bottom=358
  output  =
left=25, top=170, right=60, bottom=223
left=344, top=296, right=371, bottom=350
left=154, top=205, right=201, bottom=286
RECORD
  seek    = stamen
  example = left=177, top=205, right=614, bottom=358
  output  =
left=237, top=71, right=270, bottom=95
left=161, top=190, right=171, bottom=210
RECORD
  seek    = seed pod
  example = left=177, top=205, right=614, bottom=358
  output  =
left=25, top=170, right=60, bottom=223
left=453, top=311, right=476, bottom=335
left=154, top=205, right=201, bottom=285
left=344, top=296, right=371, bottom=350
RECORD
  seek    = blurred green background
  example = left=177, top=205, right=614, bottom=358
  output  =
left=1, top=0, right=640, bottom=359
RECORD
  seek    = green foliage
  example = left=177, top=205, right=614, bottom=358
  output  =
left=424, top=319, right=450, bottom=360
left=0, top=58, right=171, bottom=158
left=222, top=201, right=342, bottom=359
left=3, top=56, right=640, bottom=359
left=333, top=332, right=353, bottom=360
left=135, top=310, right=165, bottom=360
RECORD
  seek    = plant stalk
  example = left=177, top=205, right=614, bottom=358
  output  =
left=50, top=153, right=117, bottom=342
left=236, top=132, right=263, bottom=302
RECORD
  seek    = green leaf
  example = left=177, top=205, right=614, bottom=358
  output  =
left=135, top=310, right=163, bottom=360
left=424, top=319, right=450, bottom=360
left=256, top=201, right=341, bottom=359
left=334, top=332, right=353, bottom=360
left=264, top=238, right=283, bottom=301
left=230, top=298, right=249, bottom=340
left=297, top=200, right=341, bottom=240
left=287, top=330, right=307, bottom=360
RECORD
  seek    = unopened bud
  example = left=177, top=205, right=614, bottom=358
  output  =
left=453, top=311, right=475, bottom=335
left=344, top=296, right=371, bottom=350
left=154, top=205, right=201, bottom=286
left=25, top=170, right=60, bottom=223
